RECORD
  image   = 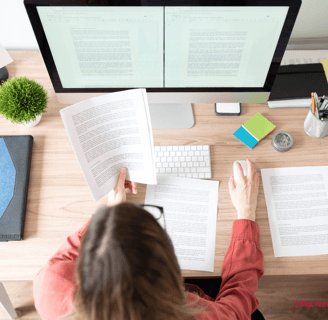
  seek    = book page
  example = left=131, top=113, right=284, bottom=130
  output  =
left=60, top=89, right=156, bottom=202
left=261, top=166, right=328, bottom=257
left=145, top=175, right=219, bottom=272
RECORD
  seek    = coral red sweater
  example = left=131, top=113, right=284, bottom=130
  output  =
left=33, top=218, right=264, bottom=320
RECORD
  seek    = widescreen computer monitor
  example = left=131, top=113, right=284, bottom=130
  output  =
left=24, top=0, right=301, bottom=129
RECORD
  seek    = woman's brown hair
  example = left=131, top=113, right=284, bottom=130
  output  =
left=60, top=203, right=203, bottom=320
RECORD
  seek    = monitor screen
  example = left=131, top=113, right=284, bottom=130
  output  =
left=36, top=6, right=288, bottom=89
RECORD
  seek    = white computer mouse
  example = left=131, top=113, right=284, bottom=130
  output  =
left=233, top=160, right=247, bottom=185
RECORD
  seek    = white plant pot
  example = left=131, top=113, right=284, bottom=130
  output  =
left=20, top=114, right=42, bottom=127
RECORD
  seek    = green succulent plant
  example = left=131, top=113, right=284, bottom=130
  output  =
left=0, top=76, right=48, bottom=124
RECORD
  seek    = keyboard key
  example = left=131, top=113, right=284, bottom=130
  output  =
left=186, top=156, right=191, bottom=161
left=178, top=168, right=184, bottom=173
left=201, top=151, right=209, bottom=156
left=199, top=173, right=205, bottom=179
left=167, top=157, right=173, bottom=162
left=195, top=151, right=200, bottom=156
left=158, top=151, right=163, bottom=157
left=172, top=168, right=178, bottom=173
left=167, top=146, right=172, bottom=151
left=160, top=168, right=165, bottom=173
left=155, top=157, right=160, bottom=162
left=194, top=162, right=199, bottom=167
left=205, top=173, right=211, bottom=178
left=197, top=167, right=210, bottom=173
left=185, top=146, right=191, bottom=151
left=187, top=162, right=193, bottom=167
left=169, top=162, right=174, bottom=167
left=204, top=145, right=209, bottom=150
left=179, top=173, right=186, bottom=177
left=197, top=146, right=203, bottom=150
left=181, top=162, right=187, bottom=167
left=179, top=156, right=185, bottom=162
left=204, top=156, right=210, bottom=161
left=173, top=146, right=179, bottom=151
left=156, top=168, right=159, bottom=173
left=191, top=146, right=197, bottom=150
left=191, top=168, right=196, bottom=173
left=155, top=146, right=160, bottom=151
left=161, top=146, right=166, bottom=151
left=163, top=163, right=168, bottom=168
left=192, top=173, right=198, bottom=178
left=188, top=151, right=194, bottom=156
left=176, top=151, right=182, bottom=156
left=161, top=157, right=167, bottom=162
left=173, top=157, right=179, bottom=162
left=164, top=151, right=169, bottom=157
left=200, top=161, right=206, bottom=166
left=192, top=156, right=197, bottom=161
left=156, top=162, right=162, bottom=168
left=166, top=168, right=172, bottom=173
left=185, top=168, right=190, bottom=173
left=179, top=146, right=184, bottom=151
left=175, top=162, right=181, bottom=167
left=182, top=151, right=188, bottom=156
left=198, top=156, right=204, bottom=161
left=170, top=151, right=175, bottom=156
left=186, top=173, right=192, bottom=178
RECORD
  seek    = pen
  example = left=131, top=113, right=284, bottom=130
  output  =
left=311, top=93, right=315, bottom=114
left=322, top=99, right=328, bottom=110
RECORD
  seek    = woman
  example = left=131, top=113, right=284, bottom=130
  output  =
left=33, top=159, right=264, bottom=320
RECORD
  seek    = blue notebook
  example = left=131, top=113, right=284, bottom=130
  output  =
left=0, top=135, right=33, bottom=241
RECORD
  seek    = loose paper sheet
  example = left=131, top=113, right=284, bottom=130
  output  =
left=261, top=166, right=328, bottom=257
left=60, top=89, right=156, bottom=202
left=145, top=175, right=219, bottom=272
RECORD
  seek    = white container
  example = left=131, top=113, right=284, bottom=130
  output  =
left=304, top=110, right=328, bottom=138
left=20, top=114, right=42, bottom=127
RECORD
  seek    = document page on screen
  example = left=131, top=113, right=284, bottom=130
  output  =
left=165, top=6, right=288, bottom=88
left=37, top=7, right=163, bottom=88
left=261, top=166, right=328, bottom=257
left=145, top=175, right=219, bottom=272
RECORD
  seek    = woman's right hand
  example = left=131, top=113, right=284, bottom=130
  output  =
left=228, top=159, right=259, bottom=222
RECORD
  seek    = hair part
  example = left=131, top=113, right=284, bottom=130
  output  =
left=60, top=203, right=204, bottom=320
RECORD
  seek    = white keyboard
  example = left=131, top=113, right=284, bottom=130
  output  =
left=154, top=145, right=212, bottom=179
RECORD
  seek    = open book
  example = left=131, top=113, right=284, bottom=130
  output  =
left=60, top=89, right=157, bottom=201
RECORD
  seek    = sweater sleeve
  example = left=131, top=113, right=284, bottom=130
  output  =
left=33, top=217, right=92, bottom=320
left=187, top=219, right=264, bottom=320
left=214, top=219, right=264, bottom=319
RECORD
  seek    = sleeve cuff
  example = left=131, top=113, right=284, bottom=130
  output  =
left=231, top=219, right=260, bottom=245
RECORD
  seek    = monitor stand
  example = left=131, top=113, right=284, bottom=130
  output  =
left=148, top=103, right=194, bottom=129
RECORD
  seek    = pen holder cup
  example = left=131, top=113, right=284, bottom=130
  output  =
left=304, top=110, right=328, bottom=138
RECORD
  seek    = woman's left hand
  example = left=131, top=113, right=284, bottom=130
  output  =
left=108, top=167, right=137, bottom=206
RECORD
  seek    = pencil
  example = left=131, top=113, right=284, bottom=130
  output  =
left=311, top=93, right=315, bottom=114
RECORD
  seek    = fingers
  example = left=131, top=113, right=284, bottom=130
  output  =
left=246, top=158, right=257, bottom=181
left=235, top=161, right=245, bottom=182
left=124, top=180, right=138, bottom=194
left=228, top=176, right=235, bottom=195
left=116, top=167, right=127, bottom=190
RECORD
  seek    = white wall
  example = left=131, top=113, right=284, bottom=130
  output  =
left=0, top=0, right=327, bottom=50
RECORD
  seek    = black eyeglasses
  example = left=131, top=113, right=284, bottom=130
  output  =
left=138, top=204, right=166, bottom=230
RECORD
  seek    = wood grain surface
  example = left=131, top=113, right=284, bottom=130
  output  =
left=1, top=50, right=328, bottom=281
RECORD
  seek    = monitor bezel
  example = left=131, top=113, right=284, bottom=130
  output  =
left=24, top=0, right=301, bottom=94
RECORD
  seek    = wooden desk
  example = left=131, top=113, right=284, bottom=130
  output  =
left=1, top=50, right=328, bottom=283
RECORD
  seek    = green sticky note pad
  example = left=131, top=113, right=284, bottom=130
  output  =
left=243, top=113, right=276, bottom=140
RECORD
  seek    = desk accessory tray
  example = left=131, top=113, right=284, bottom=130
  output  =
left=0, top=135, right=33, bottom=241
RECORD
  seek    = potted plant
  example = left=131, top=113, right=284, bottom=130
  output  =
left=0, top=76, right=48, bottom=127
